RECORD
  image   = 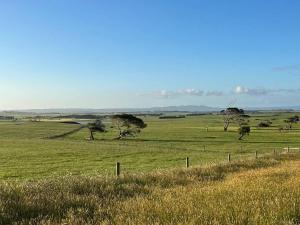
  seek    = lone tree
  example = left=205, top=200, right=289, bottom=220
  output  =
left=284, top=115, right=299, bottom=129
left=238, top=126, right=251, bottom=140
left=221, top=108, right=245, bottom=131
left=112, top=114, right=147, bottom=139
left=87, top=120, right=106, bottom=140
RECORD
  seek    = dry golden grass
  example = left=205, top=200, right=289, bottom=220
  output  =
left=114, top=159, right=300, bottom=225
left=0, top=153, right=299, bottom=225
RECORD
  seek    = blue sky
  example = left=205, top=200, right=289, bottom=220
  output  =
left=1, top=0, right=300, bottom=109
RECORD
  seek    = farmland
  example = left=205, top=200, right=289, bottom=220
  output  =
left=0, top=111, right=300, bottom=224
left=0, top=112, right=299, bottom=180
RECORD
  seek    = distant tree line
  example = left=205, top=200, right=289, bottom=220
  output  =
left=159, top=115, right=186, bottom=119
left=0, top=116, right=15, bottom=120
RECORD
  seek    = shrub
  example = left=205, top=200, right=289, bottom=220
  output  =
left=258, top=120, right=272, bottom=127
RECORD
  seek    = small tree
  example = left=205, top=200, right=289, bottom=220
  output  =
left=284, top=115, right=299, bottom=129
left=221, top=108, right=246, bottom=131
left=112, top=114, right=147, bottom=139
left=238, top=126, right=250, bottom=140
left=87, top=120, right=106, bottom=140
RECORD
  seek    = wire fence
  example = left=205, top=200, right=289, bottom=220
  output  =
left=114, top=146, right=300, bottom=177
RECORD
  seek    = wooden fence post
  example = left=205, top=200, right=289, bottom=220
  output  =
left=203, top=145, right=206, bottom=151
left=186, top=157, right=189, bottom=168
left=255, top=151, right=258, bottom=159
left=228, top=153, right=231, bottom=162
left=273, top=149, right=276, bottom=156
left=116, top=162, right=121, bottom=177
left=287, top=146, right=290, bottom=153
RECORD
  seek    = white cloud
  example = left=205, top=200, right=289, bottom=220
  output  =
left=235, top=86, right=247, bottom=94
left=235, top=86, right=268, bottom=95
left=235, top=86, right=300, bottom=96
left=177, top=89, right=204, bottom=96
left=138, top=88, right=206, bottom=98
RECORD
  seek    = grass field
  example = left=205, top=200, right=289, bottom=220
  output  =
left=0, top=153, right=299, bottom=224
left=0, top=112, right=300, bottom=224
left=0, top=112, right=300, bottom=180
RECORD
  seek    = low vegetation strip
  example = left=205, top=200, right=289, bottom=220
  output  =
left=159, top=115, right=186, bottom=119
left=0, top=153, right=299, bottom=225
left=47, top=126, right=85, bottom=139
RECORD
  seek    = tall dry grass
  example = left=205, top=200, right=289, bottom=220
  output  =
left=0, top=153, right=299, bottom=225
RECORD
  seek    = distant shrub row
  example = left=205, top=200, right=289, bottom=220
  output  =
left=186, top=113, right=210, bottom=116
left=159, top=115, right=186, bottom=119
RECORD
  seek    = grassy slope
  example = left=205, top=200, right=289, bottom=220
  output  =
left=0, top=153, right=299, bottom=224
left=0, top=113, right=300, bottom=179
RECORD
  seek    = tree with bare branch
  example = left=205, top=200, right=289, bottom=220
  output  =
left=87, top=120, right=106, bottom=140
left=112, top=114, right=147, bottom=139
left=220, top=108, right=245, bottom=131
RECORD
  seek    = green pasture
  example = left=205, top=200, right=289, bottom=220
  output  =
left=0, top=112, right=299, bottom=180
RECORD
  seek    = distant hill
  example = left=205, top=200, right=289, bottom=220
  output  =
left=148, top=105, right=221, bottom=112
left=1, top=105, right=220, bottom=114
left=2, top=105, right=300, bottom=115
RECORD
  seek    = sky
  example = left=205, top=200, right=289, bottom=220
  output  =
left=1, top=0, right=300, bottom=109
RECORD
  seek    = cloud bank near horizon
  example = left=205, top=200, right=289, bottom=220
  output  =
left=235, top=86, right=300, bottom=96
left=139, top=86, right=300, bottom=99
left=138, top=89, right=224, bottom=98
